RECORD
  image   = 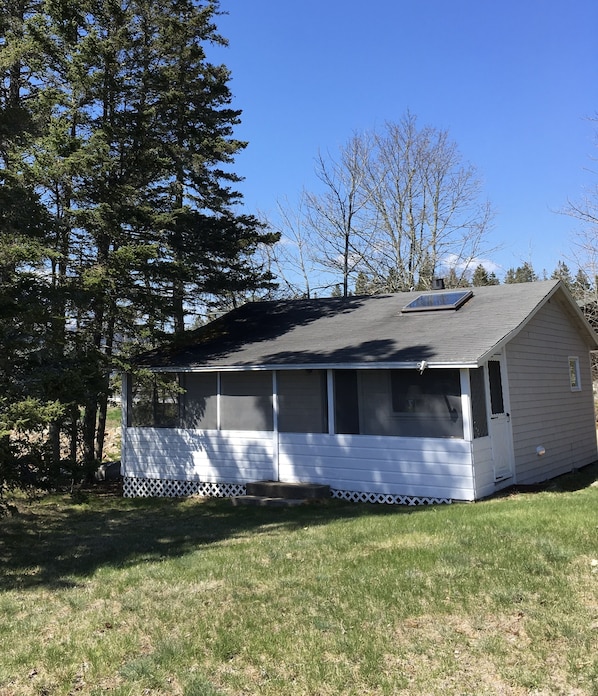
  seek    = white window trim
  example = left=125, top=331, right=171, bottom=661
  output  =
left=569, top=356, right=581, bottom=391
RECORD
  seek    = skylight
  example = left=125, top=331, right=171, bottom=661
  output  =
left=402, top=290, right=473, bottom=313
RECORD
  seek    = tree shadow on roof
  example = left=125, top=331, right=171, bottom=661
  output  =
left=261, top=341, right=435, bottom=365
left=136, top=295, right=390, bottom=367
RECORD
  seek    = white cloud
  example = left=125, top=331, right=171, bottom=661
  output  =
left=442, top=254, right=502, bottom=275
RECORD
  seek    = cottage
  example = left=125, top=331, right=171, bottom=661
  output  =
left=122, top=279, right=598, bottom=503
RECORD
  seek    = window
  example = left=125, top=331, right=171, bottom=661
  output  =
left=569, top=356, right=581, bottom=391
left=487, top=360, right=505, bottom=415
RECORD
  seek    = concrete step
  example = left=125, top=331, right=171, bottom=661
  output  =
left=245, top=480, right=331, bottom=500
left=230, top=495, right=312, bottom=507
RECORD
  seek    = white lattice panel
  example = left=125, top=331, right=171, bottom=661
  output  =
left=123, top=477, right=450, bottom=505
left=123, top=477, right=245, bottom=499
left=331, top=488, right=451, bottom=506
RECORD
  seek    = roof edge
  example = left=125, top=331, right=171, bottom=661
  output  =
left=133, top=361, right=480, bottom=373
left=476, top=280, right=598, bottom=363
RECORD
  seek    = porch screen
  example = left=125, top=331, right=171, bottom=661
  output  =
left=129, top=373, right=180, bottom=428
left=220, top=372, right=273, bottom=431
left=334, top=370, right=360, bottom=434
left=387, top=368, right=463, bottom=438
left=181, top=373, right=218, bottom=429
left=469, top=367, right=489, bottom=438
left=277, top=370, right=328, bottom=433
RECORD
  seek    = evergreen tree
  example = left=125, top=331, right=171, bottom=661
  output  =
left=472, top=264, right=500, bottom=286
left=0, top=2, right=69, bottom=499
left=550, top=261, right=574, bottom=291
left=504, top=262, right=537, bottom=284
left=354, top=271, right=374, bottom=295
left=444, top=268, right=471, bottom=289
left=0, top=0, right=276, bottom=485
left=571, top=268, right=592, bottom=301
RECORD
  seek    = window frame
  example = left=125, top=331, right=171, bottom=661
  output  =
left=568, top=356, right=581, bottom=391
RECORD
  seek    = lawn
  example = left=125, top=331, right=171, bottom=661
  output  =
left=0, top=466, right=597, bottom=695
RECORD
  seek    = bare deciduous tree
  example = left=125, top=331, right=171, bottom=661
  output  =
left=361, top=113, right=495, bottom=291
left=304, top=134, right=375, bottom=296
left=260, top=196, right=320, bottom=298
left=268, top=112, right=496, bottom=296
left=563, top=114, right=598, bottom=325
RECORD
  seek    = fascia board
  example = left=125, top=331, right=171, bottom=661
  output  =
left=137, top=361, right=478, bottom=373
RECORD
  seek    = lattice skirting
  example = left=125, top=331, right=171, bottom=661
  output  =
left=123, top=477, right=245, bottom=499
left=123, top=476, right=451, bottom=505
left=331, top=489, right=451, bottom=505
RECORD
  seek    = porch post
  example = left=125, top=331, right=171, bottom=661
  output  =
left=327, top=369, right=335, bottom=435
left=460, top=368, right=474, bottom=441
left=216, top=372, right=221, bottom=430
left=120, top=373, right=129, bottom=472
left=272, top=371, right=280, bottom=480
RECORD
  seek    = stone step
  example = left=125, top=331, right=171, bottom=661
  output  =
left=245, top=480, right=331, bottom=500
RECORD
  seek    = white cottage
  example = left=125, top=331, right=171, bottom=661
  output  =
left=122, top=280, right=598, bottom=503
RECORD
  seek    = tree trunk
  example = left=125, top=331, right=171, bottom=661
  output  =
left=173, top=276, right=185, bottom=334
left=69, top=404, right=79, bottom=462
left=82, top=401, right=97, bottom=467
left=48, top=421, right=61, bottom=466
left=95, top=390, right=108, bottom=463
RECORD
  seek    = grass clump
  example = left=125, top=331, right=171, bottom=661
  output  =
left=0, top=465, right=597, bottom=694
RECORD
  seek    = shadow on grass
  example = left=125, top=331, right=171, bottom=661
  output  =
left=496, top=460, right=598, bottom=497
left=0, top=489, right=412, bottom=591
left=2, top=461, right=596, bottom=592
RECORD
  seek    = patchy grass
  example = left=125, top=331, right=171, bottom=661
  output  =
left=101, top=407, right=121, bottom=462
left=105, top=407, right=122, bottom=427
left=1, top=466, right=597, bottom=695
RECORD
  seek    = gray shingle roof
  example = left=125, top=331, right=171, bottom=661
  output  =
left=136, top=280, right=598, bottom=370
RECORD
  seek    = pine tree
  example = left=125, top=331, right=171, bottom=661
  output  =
left=354, top=271, right=374, bottom=295
left=472, top=264, right=500, bottom=286
left=572, top=268, right=592, bottom=301
left=551, top=261, right=574, bottom=291
left=0, top=0, right=277, bottom=478
left=504, top=262, right=537, bottom=284
left=444, top=268, right=471, bottom=289
left=0, top=1, right=68, bottom=497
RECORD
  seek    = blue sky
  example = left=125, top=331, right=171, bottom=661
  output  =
left=216, top=0, right=597, bottom=279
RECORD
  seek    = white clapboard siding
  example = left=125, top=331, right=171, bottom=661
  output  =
left=471, top=437, right=498, bottom=499
left=506, top=297, right=598, bottom=484
left=123, top=428, right=276, bottom=483
left=278, top=433, right=475, bottom=500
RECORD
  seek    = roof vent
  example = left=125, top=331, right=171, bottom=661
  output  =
left=432, top=278, right=445, bottom=290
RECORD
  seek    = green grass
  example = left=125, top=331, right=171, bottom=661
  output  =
left=1, top=465, right=598, bottom=695
left=103, top=407, right=122, bottom=461
left=105, top=406, right=122, bottom=426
